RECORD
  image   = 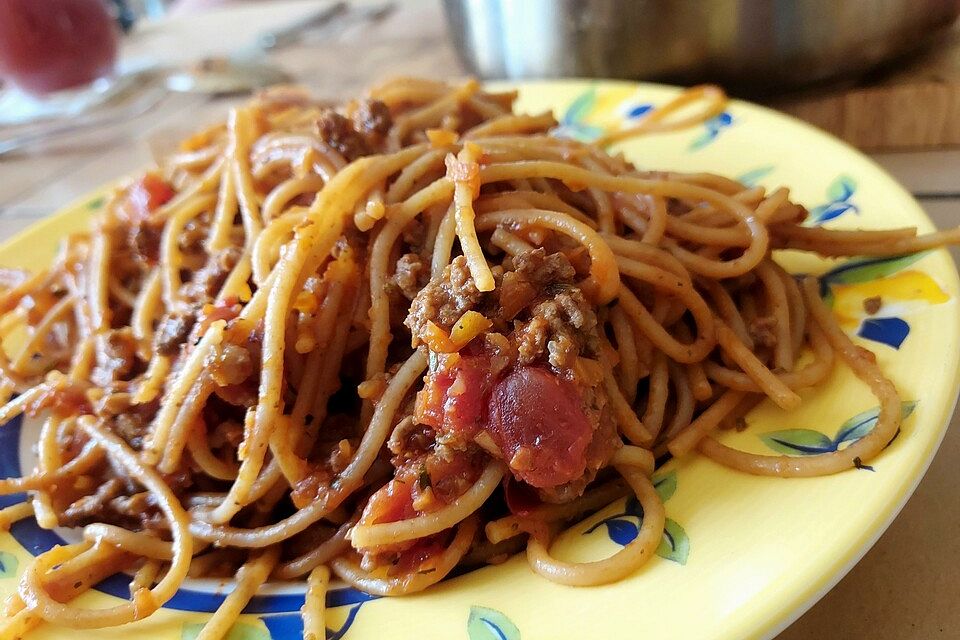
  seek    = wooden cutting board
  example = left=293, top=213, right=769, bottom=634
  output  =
left=768, top=25, right=960, bottom=151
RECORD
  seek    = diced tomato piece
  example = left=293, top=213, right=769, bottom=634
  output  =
left=359, top=477, right=416, bottom=527
left=291, top=469, right=331, bottom=508
left=391, top=534, right=447, bottom=575
left=487, top=367, right=593, bottom=488
left=358, top=454, right=484, bottom=546
left=414, top=353, right=493, bottom=439
left=414, top=355, right=596, bottom=490
left=422, top=451, right=484, bottom=505
left=125, top=174, right=175, bottom=221
left=198, top=296, right=241, bottom=332
left=441, top=356, right=491, bottom=436
left=414, top=370, right=452, bottom=430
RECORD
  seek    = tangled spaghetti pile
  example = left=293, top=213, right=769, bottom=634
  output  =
left=0, top=78, right=957, bottom=638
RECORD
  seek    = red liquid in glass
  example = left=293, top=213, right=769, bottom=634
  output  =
left=0, top=0, right=120, bottom=95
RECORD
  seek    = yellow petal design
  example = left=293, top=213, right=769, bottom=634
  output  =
left=590, top=87, right=642, bottom=128
left=830, top=270, right=949, bottom=326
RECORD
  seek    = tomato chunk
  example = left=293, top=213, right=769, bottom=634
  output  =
left=414, top=354, right=596, bottom=491
left=359, top=453, right=484, bottom=532
left=359, top=477, right=416, bottom=526
left=487, top=367, right=593, bottom=488
left=124, top=174, right=175, bottom=222
left=391, top=535, right=447, bottom=575
left=415, top=353, right=493, bottom=439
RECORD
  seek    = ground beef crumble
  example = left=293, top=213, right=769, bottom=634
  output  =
left=317, top=99, right=393, bottom=162
left=406, top=249, right=599, bottom=373
left=317, top=110, right=370, bottom=161
left=91, top=329, right=137, bottom=386
left=517, top=288, right=597, bottom=370
left=98, top=394, right=158, bottom=451
left=405, top=255, right=484, bottom=340
left=507, top=249, right=598, bottom=370
left=391, top=253, right=427, bottom=301
left=154, top=312, right=196, bottom=356
left=130, top=218, right=164, bottom=265
left=182, top=247, right=241, bottom=303
left=512, top=248, right=576, bottom=284
left=351, top=99, right=392, bottom=140
left=863, top=295, right=882, bottom=315
left=207, top=343, right=254, bottom=386
left=748, top=315, right=778, bottom=349
left=59, top=479, right=125, bottom=528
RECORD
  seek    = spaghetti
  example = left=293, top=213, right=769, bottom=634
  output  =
left=0, top=77, right=953, bottom=637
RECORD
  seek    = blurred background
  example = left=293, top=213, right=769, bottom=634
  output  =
left=1, top=2, right=959, bottom=638
left=3, top=0, right=960, bottom=150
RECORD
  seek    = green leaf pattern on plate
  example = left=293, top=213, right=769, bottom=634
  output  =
left=656, top=519, right=690, bottom=565
left=86, top=195, right=106, bottom=211
left=553, top=87, right=605, bottom=141
left=761, top=429, right=835, bottom=455
left=653, top=469, right=677, bottom=502
left=822, top=252, right=929, bottom=286
left=561, top=87, right=596, bottom=125
left=736, top=165, right=775, bottom=188
left=760, top=401, right=917, bottom=464
left=818, top=251, right=946, bottom=350
left=181, top=621, right=269, bottom=640
left=467, top=605, right=521, bottom=640
left=0, top=551, right=18, bottom=578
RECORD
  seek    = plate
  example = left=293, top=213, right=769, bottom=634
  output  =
left=0, top=80, right=957, bottom=640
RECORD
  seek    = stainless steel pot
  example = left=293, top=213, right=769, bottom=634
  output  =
left=443, top=0, right=960, bottom=91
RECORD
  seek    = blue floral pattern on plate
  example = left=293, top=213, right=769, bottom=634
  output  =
left=807, top=175, right=859, bottom=225
left=0, top=410, right=375, bottom=640
left=621, top=100, right=734, bottom=151
left=688, top=111, right=735, bottom=151
left=253, top=601, right=365, bottom=640
left=583, top=471, right=690, bottom=565
left=554, top=89, right=736, bottom=151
